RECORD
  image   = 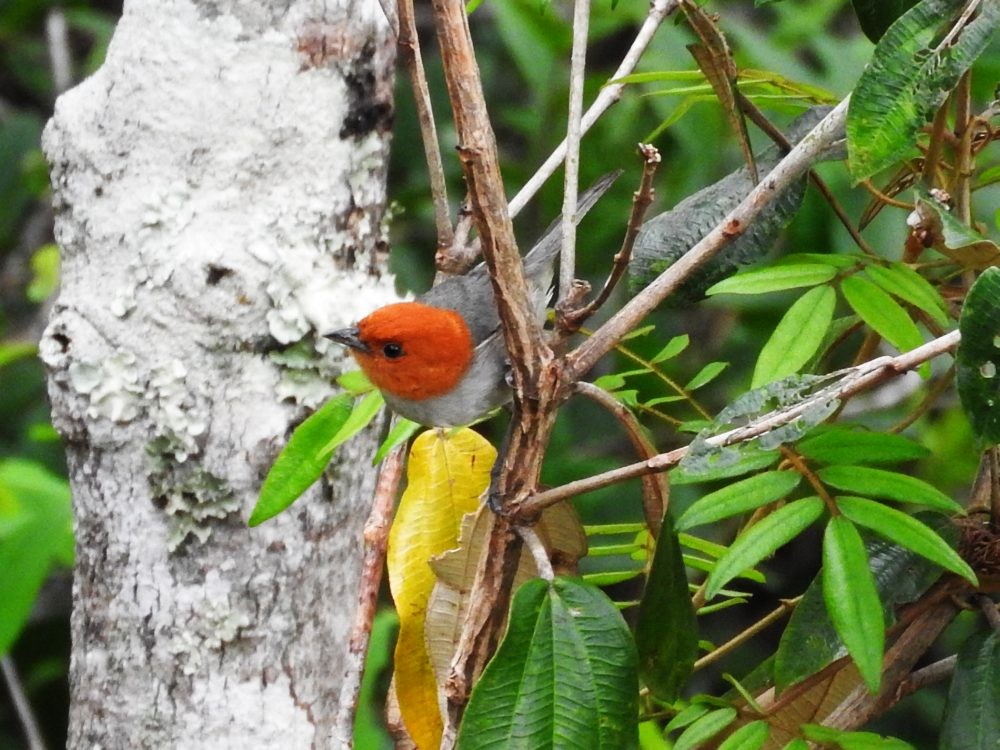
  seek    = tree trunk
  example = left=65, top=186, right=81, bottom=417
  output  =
left=39, top=0, right=396, bottom=745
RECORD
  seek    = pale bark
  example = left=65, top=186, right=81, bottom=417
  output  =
left=40, top=0, right=396, bottom=746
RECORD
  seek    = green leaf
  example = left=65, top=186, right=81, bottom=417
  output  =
left=850, top=0, right=919, bottom=42
left=248, top=394, right=354, bottom=526
left=671, top=447, right=779, bottom=485
left=957, top=267, right=1000, bottom=445
left=652, top=334, right=690, bottom=363
left=337, top=369, right=375, bottom=395
left=717, top=720, right=769, bottom=750
left=822, top=517, right=884, bottom=692
left=26, top=243, right=59, bottom=302
left=797, top=427, right=928, bottom=465
left=373, top=418, right=420, bottom=465
left=320, top=391, right=384, bottom=455
left=457, top=578, right=638, bottom=749
left=0, top=341, right=37, bottom=369
left=704, top=497, right=824, bottom=600
left=939, top=630, right=1000, bottom=749
left=751, top=285, right=836, bottom=388
left=673, top=708, right=737, bottom=750
left=841, top=274, right=924, bottom=354
left=664, top=702, right=711, bottom=734
left=685, top=361, right=728, bottom=391
left=917, top=195, right=1000, bottom=269
left=706, top=264, right=838, bottom=296
left=836, top=496, right=976, bottom=583
left=864, top=263, right=949, bottom=327
left=636, top=514, right=698, bottom=702
left=676, top=471, right=802, bottom=530
left=847, top=0, right=1000, bottom=181
left=816, top=465, right=962, bottom=513
left=803, top=724, right=916, bottom=749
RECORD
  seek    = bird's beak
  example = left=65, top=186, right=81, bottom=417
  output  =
left=325, top=326, right=371, bottom=354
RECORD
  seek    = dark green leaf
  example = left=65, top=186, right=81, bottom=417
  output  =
left=823, top=517, right=884, bottom=692
left=717, top=720, right=769, bottom=750
left=939, top=629, right=1000, bottom=749
left=864, top=263, right=949, bottom=326
left=847, top=0, right=1000, bottom=180
left=248, top=394, right=354, bottom=526
left=673, top=708, right=737, bottom=750
left=636, top=515, right=698, bottom=702
left=798, top=427, right=928, bottom=465
left=664, top=702, right=711, bottom=734
left=850, top=0, right=919, bottom=42
left=705, top=497, right=825, bottom=600
left=836, top=496, right=976, bottom=583
left=706, top=264, right=838, bottom=296
left=817, top=465, right=962, bottom=513
left=677, top=471, right=802, bottom=530
left=957, top=267, right=1000, bottom=445
left=752, top=285, right=836, bottom=388
left=841, top=274, right=924, bottom=355
left=803, top=724, right=916, bottom=749
left=457, top=578, right=638, bottom=749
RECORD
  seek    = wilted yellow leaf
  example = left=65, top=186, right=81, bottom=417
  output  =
left=387, top=428, right=496, bottom=749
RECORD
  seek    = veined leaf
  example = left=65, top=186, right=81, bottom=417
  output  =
left=248, top=393, right=355, bottom=526
left=817, top=465, right=962, bottom=513
left=677, top=471, right=802, bottom=530
left=847, top=0, right=1000, bottom=180
left=457, top=578, right=638, bottom=749
left=751, top=285, right=836, bottom=388
left=864, top=262, right=949, bottom=327
left=939, top=630, right=1000, bottom=749
left=957, top=267, right=1000, bottom=445
left=707, top=264, right=838, bottom=296
left=797, top=427, right=928, bottom=465
left=390, top=429, right=496, bottom=749
left=823, top=517, right=884, bottom=693
left=841, top=274, right=924, bottom=354
left=673, top=708, right=737, bottom=750
left=704, top=497, right=825, bottom=600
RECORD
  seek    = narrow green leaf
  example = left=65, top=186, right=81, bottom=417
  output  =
left=0, top=341, right=37, bottom=369
left=707, top=264, right=837, bottom=296
left=622, top=323, right=657, bottom=341
left=673, top=708, right=737, bottom=750
left=836, top=496, right=976, bottom=584
left=373, top=418, right=420, bottom=465
left=677, top=471, right=802, bottom=530
left=320, top=391, right=384, bottom=455
left=705, top=497, right=824, bottom=600
left=803, top=724, right=916, bottom=749
left=652, top=334, right=690, bottom=363
left=248, top=394, right=354, bottom=526
left=797, top=427, right=928, bottom=465
left=841, top=274, right=924, bottom=354
left=823, top=517, right=884, bottom=693
left=939, top=630, right=1000, bottom=749
left=337, top=369, right=375, bottom=395
left=671, top=447, right=779, bottom=485
left=957, top=267, right=1000, bottom=445
left=864, top=263, right=949, bottom=326
left=751, top=285, right=835, bottom=388
left=664, top=703, right=710, bottom=734
left=685, top=361, right=728, bottom=391
left=816, top=465, right=962, bottom=514
left=717, top=720, right=769, bottom=750
left=457, top=578, right=638, bottom=749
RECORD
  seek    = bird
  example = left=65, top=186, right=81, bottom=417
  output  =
left=326, top=174, right=617, bottom=427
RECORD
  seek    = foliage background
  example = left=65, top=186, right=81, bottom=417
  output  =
left=1, top=0, right=997, bottom=747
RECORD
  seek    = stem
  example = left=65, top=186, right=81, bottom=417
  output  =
left=1, top=655, right=46, bottom=750
left=693, top=597, right=799, bottom=671
left=953, top=69, right=973, bottom=225
left=519, top=526, right=555, bottom=581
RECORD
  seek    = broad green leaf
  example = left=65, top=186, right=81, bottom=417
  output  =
left=392, top=429, right=495, bottom=749
left=751, top=285, right=836, bottom=388
left=841, top=274, right=924, bottom=354
left=673, top=708, right=737, bottom=750
left=823, top=517, right=884, bottom=692
left=836, top=496, right=976, bottom=583
left=706, top=264, right=837, bottom=296
left=685, top=361, right=728, bottom=391
left=939, top=630, right=1000, bottom=749
left=816, top=465, right=962, bottom=513
left=457, top=578, right=638, bottom=750
left=864, top=263, right=949, bottom=327
left=636, top=515, right=697, bottom=702
left=957, top=267, right=1000, bottom=445
left=652, top=334, right=690, bottom=363
left=847, top=0, right=1000, bottom=180
left=850, top=0, right=919, bottom=42
left=248, top=394, right=354, bottom=526
left=797, top=427, right=928, bottom=465
left=704, top=497, right=824, bottom=600
left=677, top=471, right=802, bottom=530
left=717, top=720, right=769, bottom=750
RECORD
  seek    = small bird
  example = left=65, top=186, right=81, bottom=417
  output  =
left=326, top=175, right=617, bottom=427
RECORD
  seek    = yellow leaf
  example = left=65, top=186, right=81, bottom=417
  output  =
left=387, top=428, right=496, bottom=748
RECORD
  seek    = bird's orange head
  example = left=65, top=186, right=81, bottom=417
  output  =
left=326, top=301, right=475, bottom=401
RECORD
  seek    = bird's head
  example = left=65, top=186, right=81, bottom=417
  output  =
left=326, top=301, right=475, bottom=401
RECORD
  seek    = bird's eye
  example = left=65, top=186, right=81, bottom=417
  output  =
left=382, top=342, right=404, bottom=359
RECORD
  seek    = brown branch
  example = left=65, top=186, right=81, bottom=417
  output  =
left=953, top=69, right=974, bottom=226
left=574, top=381, right=669, bottom=538
left=332, top=442, right=406, bottom=747
left=566, top=97, right=850, bottom=383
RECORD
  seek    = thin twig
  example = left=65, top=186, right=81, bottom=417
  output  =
left=693, top=597, right=799, bottom=671
left=976, top=593, right=1000, bottom=632
left=332, top=443, right=406, bottom=747
left=397, top=0, right=454, bottom=255
left=1, top=655, right=45, bottom=750
left=45, top=7, right=72, bottom=97
left=574, top=381, right=669, bottom=537
left=953, top=69, right=973, bottom=226
left=518, top=526, right=555, bottom=581
left=527, top=329, right=960, bottom=512
left=894, top=655, right=957, bottom=702
left=558, top=0, right=592, bottom=300
left=508, top=0, right=679, bottom=219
